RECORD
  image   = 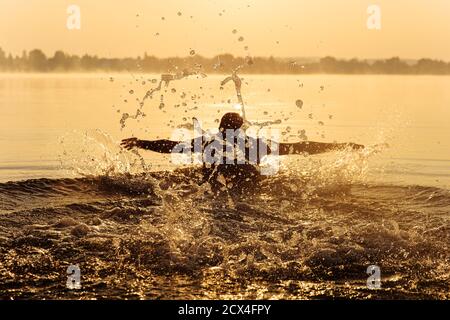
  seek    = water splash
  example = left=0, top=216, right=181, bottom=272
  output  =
left=58, top=129, right=150, bottom=177
left=120, top=66, right=207, bottom=129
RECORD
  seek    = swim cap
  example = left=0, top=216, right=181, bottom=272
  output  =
left=219, top=112, right=244, bottom=131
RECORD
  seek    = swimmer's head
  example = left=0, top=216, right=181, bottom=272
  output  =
left=219, top=112, right=244, bottom=131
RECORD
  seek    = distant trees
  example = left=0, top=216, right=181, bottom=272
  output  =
left=48, top=51, right=68, bottom=71
left=416, top=58, right=449, bottom=75
left=0, top=47, right=449, bottom=75
left=28, top=49, right=47, bottom=71
left=0, top=47, right=5, bottom=66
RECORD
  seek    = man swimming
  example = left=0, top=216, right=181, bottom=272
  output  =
left=121, top=113, right=364, bottom=191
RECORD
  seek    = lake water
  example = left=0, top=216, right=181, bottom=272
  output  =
left=0, top=73, right=449, bottom=299
left=1, top=73, right=449, bottom=187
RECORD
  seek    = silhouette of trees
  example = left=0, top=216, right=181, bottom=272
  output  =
left=49, top=51, right=69, bottom=71
left=0, top=47, right=449, bottom=74
left=28, top=49, right=47, bottom=72
left=416, top=58, right=449, bottom=75
left=0, top=47, right=6, bottom=68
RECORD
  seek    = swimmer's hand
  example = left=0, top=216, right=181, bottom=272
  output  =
left=344, top=142, right=365, bottom=150
left=121, top=138, right=142, bottom=150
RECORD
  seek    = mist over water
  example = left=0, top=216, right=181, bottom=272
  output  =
left=0, top=73, right=449, bottom=299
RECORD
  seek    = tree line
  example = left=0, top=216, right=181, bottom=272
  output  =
left=1, top=48, right=449, bottom=75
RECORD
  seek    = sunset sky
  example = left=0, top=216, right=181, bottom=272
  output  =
left=1, top=0, right=449, bottom=60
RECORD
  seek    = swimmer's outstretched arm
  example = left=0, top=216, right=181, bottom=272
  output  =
left=121, top=138, right=179, bottom=153
left=121, top=137, right=203, bottom=154
left=275, top=141, right=364, bottom=155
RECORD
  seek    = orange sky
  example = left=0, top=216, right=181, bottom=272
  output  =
left=1, top=0, right=449, bottom=60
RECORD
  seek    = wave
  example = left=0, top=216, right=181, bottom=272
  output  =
left=0, top=169, right=448, bottom=199
left=0, top=168, right=449, bottom=299
left=1, top=169, right=449, bottom=213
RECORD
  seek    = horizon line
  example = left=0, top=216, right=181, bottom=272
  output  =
left=1, top=47, right=450, bottom=63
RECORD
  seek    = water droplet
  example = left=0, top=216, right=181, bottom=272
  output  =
left=318, top=121, right=324, bottom=126
left=171, top=88, right=177, bottom=93
left=190, top=50, right=196, bottom=56
left=232, top=29, right=238, bottom=34
left=296, top=99, right=303, bottom=108
left=238, top=36, right=244, bottom=42
left=177, top=12, right=182, bottom=16
left=129, top=90, right=134, bottom=95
